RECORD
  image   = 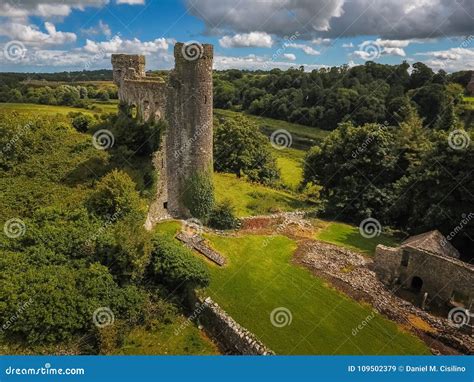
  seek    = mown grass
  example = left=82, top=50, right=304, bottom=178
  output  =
left=213, top=172, right=310, bottom=217
left=203, top=234, right=429, bottom=355
left=313, top=220, right=400, bottom=256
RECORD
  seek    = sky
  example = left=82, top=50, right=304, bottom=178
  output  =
left=0, top=0, right=472, bottom=73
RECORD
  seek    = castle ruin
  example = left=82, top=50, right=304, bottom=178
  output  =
left=111, top=42, right=214, bottom=227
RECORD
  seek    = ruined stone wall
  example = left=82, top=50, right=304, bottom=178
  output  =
left=199, top=297, right=274, bottom=355
left=375, top=245, right=474, bottom=308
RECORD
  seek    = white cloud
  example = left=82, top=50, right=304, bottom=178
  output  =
left=83, top=35, right=169, bottom=55
left=283, top=53, right=296, bottom=61
left=0, top=1, right=108, bottom=20
left=352, top=38, right=415, bottom=59
left=418, top=47, right=474, bottom=72
left=285, top=43, right=320, bottom=56
left=0, top=22, right=76, bottom=45
left=311, top=38, right=331, bottom=46
left=219, top=32, right=273, bottom=48
left=116, top=0, right=145, bottom=4
left=81, top=20, right=112, bottom=37
left=342, top=42, right=353, bottom=48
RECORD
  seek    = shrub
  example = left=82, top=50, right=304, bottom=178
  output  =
left=208, top=199, right=239, bottom=230
left=150, top=235, right=210, bottom=291
left=71, top=113, right=94, bottom=132
left=88, top=170, right=144, bottom=218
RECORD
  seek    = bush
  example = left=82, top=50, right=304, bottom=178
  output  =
left=208, top=200, right=239, bottom=230
left=88, top=170, right=144, bottom=218
left=71, top=113, right=94, bottom=132
left=150, top=235, right=210, bottom=291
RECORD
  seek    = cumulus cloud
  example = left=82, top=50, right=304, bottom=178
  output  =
left=352, top=38, right=416, bottom=59
left=116, top=0, right=145, bottom=4
left=219, top=32, right=273, bottom=48
left=0, top=1, right=108, bottom=20
left=418, top=48, right=474, bottom=72
left=285, top=43, right=319, bottom=56
left=186, top=0, right=344, bottom=38
left=81, top=20, right=112, bottom=37
left=83, top=35, right=169, bottom=55
left=283, top=53, right=296, bottom=61
left=186, top=0, right=474, bottom=40
left=0, top=22, right=76, bottom=45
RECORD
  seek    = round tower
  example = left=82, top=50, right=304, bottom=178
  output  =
left=166, top=42, right=214, bottom=218
left=111, top=54, right=146, bottom=99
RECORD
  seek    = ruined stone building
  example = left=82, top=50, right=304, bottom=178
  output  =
left=374, top=230, right=474, bottom=311
left=111, top=42, right=213, bottom=227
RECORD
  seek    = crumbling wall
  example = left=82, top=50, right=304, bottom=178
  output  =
left=199, top=297, right=274, bottom=355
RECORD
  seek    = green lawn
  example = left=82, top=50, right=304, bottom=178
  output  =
left=314, top=220, right=400, bottom=256
left=214, top=172, right=310, bottom=216
left=204, top=234, right=429, bottom=355
left=214, top=108, right=329, bottom=143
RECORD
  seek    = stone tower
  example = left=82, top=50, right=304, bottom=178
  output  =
left=111, top=42, right=214, bottom=227
left=166, top=42, right=214, bottom=218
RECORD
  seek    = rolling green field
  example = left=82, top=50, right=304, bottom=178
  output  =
left=0, top=102, right=118, bottom=115
left=213, top=172, right=310, bottom=216
left=204, top=234, right=429, bottom=355
left=214, top=108, right=329, bottom=144
left=272, top=147, right=305, bottom=189
left=314, top=221, right=401, bottom=256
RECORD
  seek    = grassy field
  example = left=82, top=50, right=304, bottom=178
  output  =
left=213, top=172, right=310, bottom=216
left=313, top=220, right=401, bottom=256
left=272, top=147, right=305, bottom=189
left=0, top=102, right=118, bottom=115
left=214, top=108, right=329, bottom=146
left=203, top=234, right=429, bottom=355
left=115, top=320, right=219, bottom=355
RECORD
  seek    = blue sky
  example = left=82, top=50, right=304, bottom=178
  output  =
left=0, top=0, right=472, bottom=72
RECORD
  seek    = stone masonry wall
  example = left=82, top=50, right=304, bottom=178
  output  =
left=375, top=245, right=474, bottom=308
left=199, top=297, right=274, bottom=355
left=111, top=42, right=214, bottom=224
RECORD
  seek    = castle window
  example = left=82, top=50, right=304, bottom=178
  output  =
left=204, top=95, right=207, bottom=104
left=163, top=202, right=168, bottom=209
left=401, top=251, right=409, bottom=267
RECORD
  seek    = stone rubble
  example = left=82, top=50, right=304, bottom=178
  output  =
left=176, top=231, right=226, bottom=266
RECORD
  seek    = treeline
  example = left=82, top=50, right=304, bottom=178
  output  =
left=0, top=83, right=117, bottom=108
left=213, top=63, right=472, bottom=130
left=0, top=70, right=113, bottom=87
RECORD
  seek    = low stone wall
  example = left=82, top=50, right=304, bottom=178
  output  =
left=176, top=232, right=226, bottom=266
left=199, top=297, right=274, bottom=355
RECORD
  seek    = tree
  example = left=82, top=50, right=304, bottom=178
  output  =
left=303, top=122, right=399, bottom=222
left=88, top=170, right=144, bottom=218
left=213, top=115, right=280, bottom=185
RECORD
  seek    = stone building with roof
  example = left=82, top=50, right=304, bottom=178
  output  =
left=374, top=230, right=473, bottom=311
